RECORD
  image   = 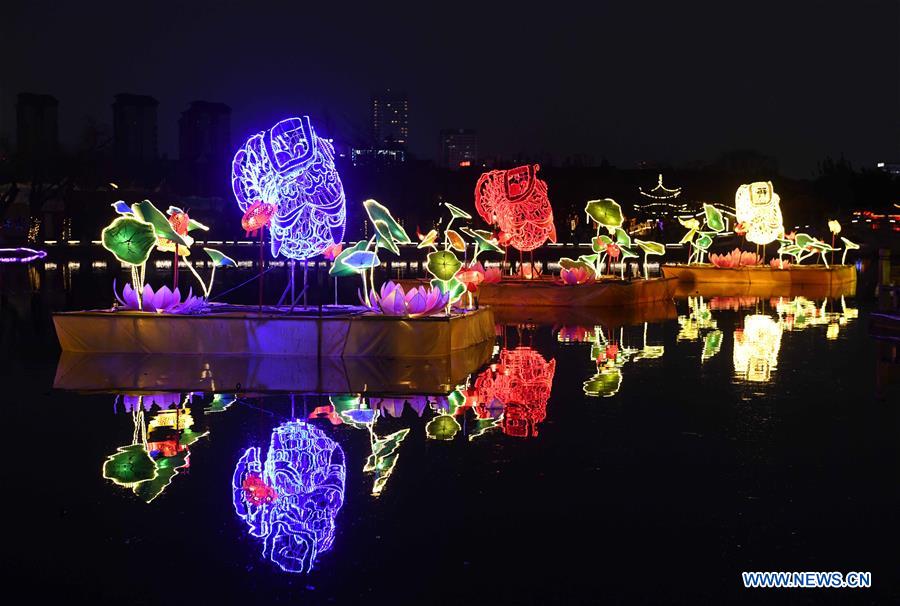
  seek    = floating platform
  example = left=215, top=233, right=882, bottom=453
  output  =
left=53, top=304, right=495, bottom=357
left=475, top=277, right=674, bottom=308
left=661, top=263, right=857, bottom=291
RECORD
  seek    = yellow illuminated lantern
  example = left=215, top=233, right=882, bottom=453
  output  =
left=735, top=181, right=784, bottom=245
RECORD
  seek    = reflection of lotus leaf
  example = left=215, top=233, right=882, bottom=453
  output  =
left=702, top=330, right=723, bottom=361
left=102, top=217, right=157, bottom=265
left=426, top=414, right=461, bottom=440
left=427, top=250, right=462, bottom=281
left=583, top=368, right=622, bottom=397
left=103, top=444, right=157, bottom=486
left=585, top=199, right=623, bottom=231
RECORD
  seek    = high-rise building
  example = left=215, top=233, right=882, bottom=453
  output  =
left=112, top=93, right=159, bottom=163
left=372, top=89, right=408, bottom=147
left=179, top=101, right=231, bottom=164
left=16, top=93, right=59, bottom=168
left=440, top=128, right=478, bottom=169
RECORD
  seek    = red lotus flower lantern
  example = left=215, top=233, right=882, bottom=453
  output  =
left=475, top=164, right=556, bottom=252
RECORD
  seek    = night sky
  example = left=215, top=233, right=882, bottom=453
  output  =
left=2, top=0, right=898, bottom=176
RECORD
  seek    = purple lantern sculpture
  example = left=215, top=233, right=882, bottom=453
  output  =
left=232, top=116, right=346, bottom=260
left=232, top=421, right=346, bottom=573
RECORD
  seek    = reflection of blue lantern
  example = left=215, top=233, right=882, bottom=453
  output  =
left=232, top=116, right=346, bottom=260
left=232, top=421, right=346, bottom=573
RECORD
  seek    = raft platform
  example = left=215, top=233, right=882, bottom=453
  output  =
left=661, top=264, right=857, bottom=290
left=475, top=277, right=674, bottom=308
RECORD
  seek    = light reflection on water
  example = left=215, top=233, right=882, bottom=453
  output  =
left=4, top=260, right=898, bottom=602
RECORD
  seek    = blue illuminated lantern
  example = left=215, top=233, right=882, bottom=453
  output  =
left=232, top=421, right=346, bottom=573
left=232, top=116, right=346, bottom=260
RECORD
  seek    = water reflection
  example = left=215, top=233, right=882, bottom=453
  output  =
left=733, top=315, right=783, bottom=382
left=102, top=393, right=208, bottom=503
left=232, top=421, right=346, bottom=573
left=469, top=346, right=555, bottom=437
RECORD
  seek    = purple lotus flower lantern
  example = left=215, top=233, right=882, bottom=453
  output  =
left=365, top=281, right=450, bottom=317
left=114, top=281, right=207, bottom=314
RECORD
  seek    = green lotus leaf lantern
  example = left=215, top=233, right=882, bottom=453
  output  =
left=364, top=199, right=411, bottom=244
left=444, top=203, right=472, bottom=220
left=694, top=234, right=713, bottom=250
left=614, top=227, right=632, bottom=247
left=131, top=199, right=187, bottom=246
left=460, top=227, right=502, bottom=255
left=840, top=237, right=859, bottom=265
left=343, top=250, right=381, bottom=271
left=635, top=239, right=666, bottom=279
left=101, top=216, right=158, bottom=265
left=703, top=204, right=725, bottom=233
left=373, top=219, right=401, bottom=255
left=430, top=277, right=466, bottom=303
left=427, top=250, right=462, bottom=281
left=585, top=198, right=624, bottom=233
left=203, top=248, right=236, bottom=267
left=329, top=241, right=370, bottom=277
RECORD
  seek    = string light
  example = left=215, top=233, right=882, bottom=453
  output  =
left=232, top=421, right=345, bottom=573
left=475, top=164, right=556, bottom=252
left=232, top=116, right=346, bottom=260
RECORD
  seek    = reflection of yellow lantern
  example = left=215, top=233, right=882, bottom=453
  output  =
left=826, top=323, right=840, bottom=340
left=734, top=315, right=782, bottom=382
left=735, top=181, right=784, bottom=245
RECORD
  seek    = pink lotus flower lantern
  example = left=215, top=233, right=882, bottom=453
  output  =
left=560, top=265, right=594, bottom=285
left=483, top=266, right=502, bottom=284
left=709, top=248, right=761, bottom=268
left=366, top=281, right=450, bottom=317
left=770, top=258, right=791, bottom=270
left=456, top=262, right=486, bottom=293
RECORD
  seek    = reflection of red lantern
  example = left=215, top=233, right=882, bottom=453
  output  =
left=471, top=347, right=556, bottom=438
left=242, top=473, right=277, bottom=506
left=475, top=164, right=556, bottom=252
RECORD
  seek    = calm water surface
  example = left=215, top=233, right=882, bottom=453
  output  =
left=2, top=261, right=899, bottom=605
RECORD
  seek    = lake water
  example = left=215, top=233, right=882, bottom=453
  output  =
left=2, top=260, right=898, bottom=604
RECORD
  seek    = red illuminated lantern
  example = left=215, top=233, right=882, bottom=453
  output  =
left=475, top=164, right=556, bottom=252
left=241, top=200, right=276, bottom=236
left=168, top=211, right=190, bottom=236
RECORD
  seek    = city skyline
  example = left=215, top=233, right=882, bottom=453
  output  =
left=2, top=0, right=898, bottom=177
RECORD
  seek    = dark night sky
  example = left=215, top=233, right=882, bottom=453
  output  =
left=2, top=0, right=898, bottom=176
